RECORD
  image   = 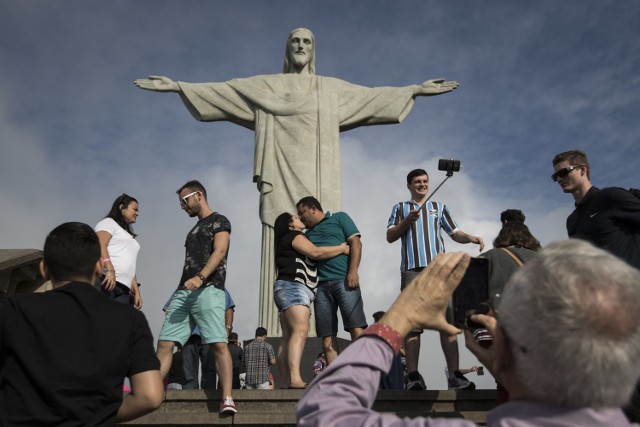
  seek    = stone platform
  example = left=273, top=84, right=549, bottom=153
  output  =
left=122, top=389, right=497, bottom=426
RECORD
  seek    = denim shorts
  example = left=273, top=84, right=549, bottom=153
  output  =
left=273, top=280, right=315, bottom=312
left=159, top=286, right=226, bottom=346
left=314, top=279, right=367, bottom=338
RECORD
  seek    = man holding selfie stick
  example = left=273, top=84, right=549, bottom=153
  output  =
left=387, top=167, right=484, bottom=390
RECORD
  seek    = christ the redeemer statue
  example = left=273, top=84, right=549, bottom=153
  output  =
left=135, top=28, right=458, bottom=334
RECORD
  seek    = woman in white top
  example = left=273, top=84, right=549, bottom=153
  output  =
left=95, top=193, right=142, bottom=308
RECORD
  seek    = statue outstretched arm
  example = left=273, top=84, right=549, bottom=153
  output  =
left=134, top=75, right=180, bottom=93
left=413, top=78, right=459, bottom=97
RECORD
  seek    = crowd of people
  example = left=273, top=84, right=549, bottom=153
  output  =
left=1, top=149, right=639, bottom=425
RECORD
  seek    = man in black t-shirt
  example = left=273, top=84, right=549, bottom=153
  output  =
left=156, top=180, right=237, bottom=415
left=552, top=150, right=640, bottom=269
left=0, top=222, right=163, bottom=425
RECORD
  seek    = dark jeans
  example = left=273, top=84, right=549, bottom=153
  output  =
left=95, top=277, right=131, bottom=305
left=182, top=334, right=217, bottom=389
left=380, top=354, right=405, bottom=390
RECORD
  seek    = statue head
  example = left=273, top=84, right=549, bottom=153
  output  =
left=283, top=28, right=315, bottom=74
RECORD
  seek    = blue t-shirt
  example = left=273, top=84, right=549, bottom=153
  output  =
left=305, top=212, right=360, bottom=281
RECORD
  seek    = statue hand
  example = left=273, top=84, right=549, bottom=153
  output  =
left=134, top=75, right=180, bottom=92
left=415, top=78, right=459, bottom=96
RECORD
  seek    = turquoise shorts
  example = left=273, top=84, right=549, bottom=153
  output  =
left=159, top=286, right=226, bottom=346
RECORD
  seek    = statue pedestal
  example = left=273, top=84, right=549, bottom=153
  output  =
left=258, top=336, right=350, bottom=388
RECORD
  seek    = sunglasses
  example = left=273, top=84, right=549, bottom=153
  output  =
left=551, top=165, right=583, bottom=182
left=180, top=191, right=199, bottom=206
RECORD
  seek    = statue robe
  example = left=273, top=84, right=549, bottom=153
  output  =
left=178, top=73, right=417, bottom=334
left=178, top=73, right=416, bottom=227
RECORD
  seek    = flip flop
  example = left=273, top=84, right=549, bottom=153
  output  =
left=288, top=383, right=308, bottom=389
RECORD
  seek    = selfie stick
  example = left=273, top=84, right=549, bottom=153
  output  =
left=418, top=161, right=459, bottom=211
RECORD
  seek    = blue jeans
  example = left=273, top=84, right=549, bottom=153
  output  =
left=182, top=334, right=217, bottom=389
left=314, top=279, right=367, bottom=338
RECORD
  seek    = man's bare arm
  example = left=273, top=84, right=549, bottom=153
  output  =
left=116, top=370, right=164, bottom=422
left=386, top=209, right=421, bottom=243
left=451, top=230, right=485, bottom=252
left=346, top=235, right=362, bottom=289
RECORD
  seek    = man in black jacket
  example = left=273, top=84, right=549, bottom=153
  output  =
left=552, top=150, right=640, bottom=269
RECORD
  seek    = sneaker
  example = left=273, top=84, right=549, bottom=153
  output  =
left=406, top=370, right=427, bottom=391
left=448, top=371, right=476, bottom=390
left=220, top=396, right=237, bottom=414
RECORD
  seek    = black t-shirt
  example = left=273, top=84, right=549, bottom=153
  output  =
left=567, top=186, right=640, bottom=269
left=0, top=282, right=159, bottom=426
left=276, top=231, right=318, bottom=289
left=179, top=212, right=231, bottom=290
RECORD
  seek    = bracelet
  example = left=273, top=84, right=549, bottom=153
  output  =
left=106, top=269, right=115, bottom=273
left=102, top=258, right=111, bottom=263
left=360, top=323, right=403, bottom=354
left=196, top=272, right=206, bottom=282
left=225, top=325, right=233, bottom=330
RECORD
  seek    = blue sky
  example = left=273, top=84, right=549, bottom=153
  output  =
left=1, top=1, right=639, bottom=389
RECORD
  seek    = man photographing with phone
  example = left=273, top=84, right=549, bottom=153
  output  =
left=386, top=166, right=484, bottom=390
left=298, top=240, right=640, bottom=426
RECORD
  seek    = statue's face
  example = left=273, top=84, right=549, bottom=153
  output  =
left=288, top=29, right=313, bottom=70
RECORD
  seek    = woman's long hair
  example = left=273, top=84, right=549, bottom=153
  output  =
left=274, top=212, right=294, bottom=254
left=105, top=193, right=138, bottom=238
left=493, top=222, right=541, bottom=251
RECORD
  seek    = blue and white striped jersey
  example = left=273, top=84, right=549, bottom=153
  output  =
left=387, top=200, right=458, bottom=271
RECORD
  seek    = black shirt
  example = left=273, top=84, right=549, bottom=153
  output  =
left=179, top=212, right=231, bottom=290
left=276, top=230, right=318, bottom=289
left=0, top=282, right=159, bottom=426
left=567, top=186, right=640, bottom=269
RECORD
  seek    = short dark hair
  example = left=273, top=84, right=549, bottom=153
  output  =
left=372, top=311, right=385, bottom=322
left=296, top=196, right=323, bottom=212
left=43, top=222, right=101, bottom=282
left=177, top=180, right=207, bottom=200
left=500, top=209, right=526, bottom=224
left=407, top=169, right=428, bottom=185
left=493, top=222, right=541, bottom=251
left=105, top=193, right=138, bottom=237
left=229, top=332, right=239, bottom=342
left=255, top=327, right=268, bottom=337
left=552, top=150, right=590, bottom=179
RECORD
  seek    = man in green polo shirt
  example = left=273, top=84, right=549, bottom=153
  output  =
left=296, top=196, right=368, bottom=364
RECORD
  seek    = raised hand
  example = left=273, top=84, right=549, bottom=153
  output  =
left=415, top=78, right=459, bottom=96
left=133, top=75, right=180, bottom=92
left=382, top=252, right=470, bottom=337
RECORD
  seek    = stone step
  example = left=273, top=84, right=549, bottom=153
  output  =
left=122, top=389, right=497, bottom=426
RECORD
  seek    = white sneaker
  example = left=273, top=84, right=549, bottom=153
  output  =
left=220, top=396, right=237, bottom=414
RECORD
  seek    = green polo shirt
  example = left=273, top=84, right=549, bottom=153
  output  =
left=304, top=211, right=361, bottom=281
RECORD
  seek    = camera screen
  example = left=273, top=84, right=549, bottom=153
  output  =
left=452, top=257, right=489, bottom=328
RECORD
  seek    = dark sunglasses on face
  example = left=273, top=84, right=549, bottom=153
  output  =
left=551, top=165, right=583, bottom=182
